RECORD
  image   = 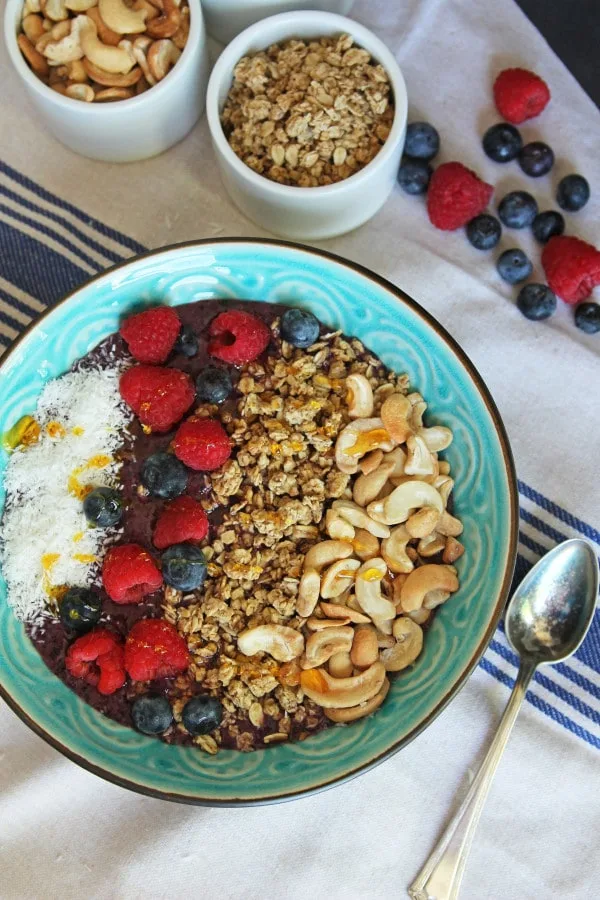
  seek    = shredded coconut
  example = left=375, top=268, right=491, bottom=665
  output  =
left=0, top=366, right=133, bottom=622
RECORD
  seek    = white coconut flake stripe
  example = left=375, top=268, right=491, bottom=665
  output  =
left=0, top=367, right=133, bottom=622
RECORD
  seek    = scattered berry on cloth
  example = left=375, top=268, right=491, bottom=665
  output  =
left=140, top=451, right=188, bottom=499
left=542, top=235, right=600, bottom=304
left=153, top=496, right=209, bottom=550
left=556, top=174, right=591, bottom=212
left=397, top=158, right=433, bottom=195
left=196, top=366, right=233, bottom=404
left=518, top=141, right=554, bottom=177
left=161, top=543, right=208, bottom=591
left=482, top=122, right=522, bottom=162
left=497, top=249, right=533, bottom=284
left=120, top=364, right=195, bottom=433
left=131, top=694, right=174, bottom=735
left=574, top=302, right=600, bottom=334
left=466, top=214, right=502, bottom=250
left=498, top=191, right=538, bottom=229
left=124, top=618, right=190, bottom=682
left=493, top=67, right=550, bottom=124
left=516, top=284, right=557, bottom=321
left=531, top=211, right=565, bottom=244
left=182, top=694, right=223, bottom=735
left=427, top=162, right=493, bottom=231
left=173, top=324, right=199, bottom=358
left=404, top=122, right=440, bottom=160
left=65, top=629, right=126, bottom=695
left=59, top=587, right=102, bottom=634
left=280, top=308, right=320, bottom=348
left=102, top=543, right=163, bottom=604
left=208, top=310, right=271, bottom=365
left=120, top=306, right=181, bottom=365
left=173, top=418, right=231, bottom=471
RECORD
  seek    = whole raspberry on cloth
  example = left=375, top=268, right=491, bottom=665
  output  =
left=102, top=543, right=163, bottom=604
left=153, top=496, right=209, bottom=550
left=208, top=310, right=271, bottom=365
left=120, top=306, right=181, bottom=365
left=542, top=236, right=600, bottom=304
left=125, top=618, right=190, bottom=681
left=427, top=162, right=493, bottom=231
left=493, top=68, right=550, bottom=124
left=173, top=418, right=231, bottom=471
left=120, top=365, right=195, bottom=433
left=65, top=629, right=126, bottom=695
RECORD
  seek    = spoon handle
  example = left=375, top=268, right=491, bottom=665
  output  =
left=408, top=659, right=537, bottom=900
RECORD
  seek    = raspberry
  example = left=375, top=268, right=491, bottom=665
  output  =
left=124, top=618, right=190, bottom=681
left=493, top=68, right=550, bottom=124
left=542, top=236, right=600, bottom=305
left=102, top=543, right=163, bottom=604
left=427, top=163, right=493, bottom=231
left=65, top=629, right=126, bottom=695
left=153, top=496, right=209, bottom=550
left=173, top=418, right=231, bottom=471
left=120, top=365, right=195, bottom=433
left=208, top=310, right=271, bottom=365
left=120, top=306, right=181, bottom=365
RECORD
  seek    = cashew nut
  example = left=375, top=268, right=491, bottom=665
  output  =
left=380, top=617, right=423, bottom=671
left=319, top=601, right=370, bottom=624
left=367, top=481, right=444, bottom=526
left=423, top=589, right=451, bottom=610
left=133, top=0, right=160, bottom=19
left=301, top=626, right=354, bottom=669
left=405, top=505, right=441, bottom=539
left=306, top=616, right=351, bottom=630
left=17, top=34, right=49, bottom=75
left=297, top=540, right=353, bottom=619
left=325, top=677, right=390, bottom=722
left=42, top=16, right=88, bottom=63
left=22, top=13, right=45, bottom=42
left=300, top=660, right=386, bottom=709
left=419, top=425, right=453, bottom=452
left=346, top=373, right=374, bottom=418
left=439, top=460, right=451, bottom=475
left=355, top=558, right=396, bottom=626
left=351, top=528, right=380, bottom=561
left=85, top=6, right=121, bottom=46
left=353, top=460, right=394, bottom=508
left=237, top=624, right=304, bottom=662
left=325, top=508, right=355, bottom=541
left=399, top=564, right=459, bottom=613
left=78, top=15, right=135, bottom=73
left=146, top=0, right=180, bottom=38
left=65, top=0, right=96, bottom=8
left=443, top=536, right=464, bottom=564
left=408, top=394, right=427, bottom=429
left=83, top=57, right=142, bottom=86
left=350, top=624, right=379, bottom=668
left=417, top=532, right=446, bottom=557
left=358, top=449, right=383, bottom=475
left=147, top=38, right=180, bottom=81
left=23, top=0, right=42, bottom=14
left=332, top=499, right=390, bottom=539
left=95, top=86, right=135, bottom=100
left=131, top=35, right=156, bottom=84
left=328, top=651, right=354, bottom=678
left=381, top=524, right=413, bottom=574
left=42, top=0, right=68, bottom=22
left=436, top=510, right=463, bottom=537
left=404, top=434, right=436, bottom=477
left=380, top=393, right=413, bottom=443
left=65, top=81, right=93, bottom=100
left=171, top=1, right=189, bottom=49
left=98, top=0, right=147, bottom=33
left=407, top=607, right=431, bottom=625
left=67, top=58, right=87, bottom=80
left=433, top=475, right=454, bottom=508
left=381, top=447, right=407, bottom=478
left=320, top=558, right=361, bottom=600
left=335, top=418, right=394, bottom=475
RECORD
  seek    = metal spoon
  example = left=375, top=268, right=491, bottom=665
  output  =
left=408, top=538, right=599, bottom=900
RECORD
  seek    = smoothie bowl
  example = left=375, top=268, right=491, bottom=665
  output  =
left=0, top=239, right=517, bottom=805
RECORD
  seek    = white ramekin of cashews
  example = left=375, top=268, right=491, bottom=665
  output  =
left=3, top=0, right=208, bottom=162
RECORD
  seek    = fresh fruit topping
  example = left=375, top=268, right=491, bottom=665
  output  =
left=517, top=141, right=554, bottom=177
left=59, top=587, right=102, bottom=633
left=153, top=496, right=209, bottom=550
left=124, top=618, right=190, bottom=681
left=161, top=543, right=207, bottom=591
left=173, top=418, right=231, bottom=471
left=531, top=211, right=565, bottom=244
left=119, top=365, right=195, bottom=433
left=427, top=162, right=493, bottom=231
left=2, top=415, right=40, bottom=452
left=404, top=122, right=440, bottom=160
left=196, top=366, right=233, bottom=404
left=498, top=191, right=538, bottom=228
left=102, top=543, right=163, bottom=604
left=207, top=310, right=271, bottom=365
left=140, top=452, right=188, bottom=499
left=83, top=486, right=123, bottom=528
left=542, top=235, right=600, bottom=304
left=280, top=308, right=320, bottom=348
left=466, top=214, right=502, bottom=250
left=493, top=68, right=550, bottom=124
left=173, top=324, right=199, bottom=358
left=574, top=303, right=600, bottom=334
left=181, top=694, right=223, bottom=735
left=482, top=122, right=522, bottom=162
left=120, top=306, right=181, bottom=365
left=65, top=628, right=125, bottom=695
left=497, top=248, right=533, bottom=284
left=131, top=693, right=174, bottom=735
left=516, top=284, right=557, bottom=321
left=556, top=174, right=591, bottom=212
left=397, top=158, right=433, bottom=195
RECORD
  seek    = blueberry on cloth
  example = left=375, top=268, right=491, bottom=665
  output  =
left=280, top=308, right=320, bottom=349
left=496, top=249, right=533, bottom=284
left=132, top=694, right=174, bottom=735
left=404, top=122, right=440, bottom=160
left=556, top=174, right=591, bottom=212
left=518, top=142, right=554, bottom=177
left=531, top=211, right=565, bottom=244
left=397, top=157, right=433, bottom=195
left=140, top=452, right=188, bottom=499
left=83, top=487, right=123, bottom=527
left=466, top=214, right=502, bottom=250
left=182, top=695, right=223, bottom=735
left=498, top=191, right=538, bottom=228
left=482, top=123, right=522, bottom=162
left=574, top=303, right=600, bottom=334
left=196, top=366, right=233, bottom=404
left=516, top=284, right=557, bottom=321
left=161, top=543, right=207, bottom=591
left=60, top=587, right=102, bottom=633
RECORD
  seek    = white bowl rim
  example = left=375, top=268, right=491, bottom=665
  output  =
left=206, top=9, right=408, bottom=200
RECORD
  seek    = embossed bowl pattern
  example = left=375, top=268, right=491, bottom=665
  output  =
left=0, top=240, right=518, bottom=805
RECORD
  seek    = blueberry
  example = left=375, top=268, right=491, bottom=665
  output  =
left=161, top=543, right=207, bottom=591
left=140, top=452, right=188, bottom=499
left=518, top=142, right=554, bottom=177
left=196, top=366, right=233, bottom=404
left=516, top=284, right=557, bottom=321
left=466, top=214, right=502, bottom=250
left=404, top=122, right=440, bottom=160
left=574, top=302, right=600, bottom=334
left=496, top=249, right=533, bottom=284
left=174, top=324, right=198, bottom=358
left=556, top=174, right=590, bottom=212
left=60, top=587, right=102, bottom=633
left=182, top=694, right=223, bottom=736
left=482, top=123, right=522, bottom=163
left=498, top=191, right=538, bottom=228
left=131, top=694, right=173, bottom=735
left=531, top=210, right=565, bottom=244
left=397, top=157, right=432, bottom=195
left=83, top=486, right=123, bottom=528
left=280, top=308, right=320, bottom=349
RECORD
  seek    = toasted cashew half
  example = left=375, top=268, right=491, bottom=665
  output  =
left=433, top=475, right=454, bottom=507
left=381, top=524, right=413, bottom=574
left=353, top=460, right=395, bottom=508
left=404, top=434, right=436, bottom=477
left=381, top=447, right=407, bottom=478
left=301, top=626, right=354, bottom=669
left=23, top=0, right=42, bottom=14
left=380, top=617, right=423, bottom=671
left=18, top=33, right=49, bottom=74
left=443, top=536, right=465, bottom=564
left=367, top=480, right=443, bottom=526
left=399, top=564, right=459, bottom=613
left=407, top=607, right=432, bottom=625
left=65, top=81, right=93, bottom=100
left=405, top=505, right=441, bottom=539
left=98, top=0, right=147, bottom=34
left=300, top=660, right=386, bottom=709
left=65, top=0, right=96, bottom=8
left=132, top=35, right=156, bottom=85
left=22, top=13, right=45, bottom=42
left=83, top=58, right=141, bottom=86
left=351, top=527, right=380, bottom=561
left=325, top=508, right=355, bottom=541
left=436, top=510, right=463, bottom=537
left=85, top=6, right=121, bottom=45
left=172, top=1, right=189, bottom=48
left=355, top=558, right=396, bottom=625
left=419, top=425, right=453, bottom=452
left=237, top=624, right=304, bottom=662
left=417, top=532, right=446, bottom=557
left=94, top=86, right=134, bottom=100
left=325, top=677, right=390, bottom=722
left=346, top=373, right=374, bottom=418
left=328, top=651, right=354, bottom=678
left=297, top=540, right=353, bottom=618
left=147, top=38, right=180, bottom=81
left=43, top=0, right=68, bottom=22
left=319, top=601, right=370, bottom=624
left=358, top=449, right=383, bottom=475
left=78, top=15, right=135, bottom=73
left=146, top=0, right=180, bottom=38
left=306, top=616, right=351, bottom=630
left=320, top=558, right=361, bottom=600
left=350, top=624, right=379, bottom=668
left=332, top=499, right=390, bottom=539
left=380, top=392, right=412, bottom=443
left=335, top=418, right=394, bottom=475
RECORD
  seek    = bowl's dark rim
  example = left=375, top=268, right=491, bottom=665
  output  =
left=0, top=237, right=518, bottom=807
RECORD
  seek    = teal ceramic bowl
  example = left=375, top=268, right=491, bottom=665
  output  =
left=0, top=239, right=518, bottom=805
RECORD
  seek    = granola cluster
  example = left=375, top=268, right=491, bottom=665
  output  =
left=221, top=34, right=394, bottom=187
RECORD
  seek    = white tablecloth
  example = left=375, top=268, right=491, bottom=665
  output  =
left=1, top=0, right=599, bottom=897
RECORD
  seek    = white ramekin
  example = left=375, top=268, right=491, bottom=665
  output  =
left=201, top=0, right=355, bottom=45
left=3, top=0, right=208, bottom=163
left=206, top=11, right=407, bottom=241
